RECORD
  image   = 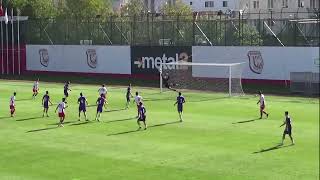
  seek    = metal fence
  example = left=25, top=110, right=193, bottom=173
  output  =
left=25, top=10, right=320, bottom=46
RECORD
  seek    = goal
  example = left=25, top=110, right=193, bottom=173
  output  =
left=159, top=62, right=246, bottom=96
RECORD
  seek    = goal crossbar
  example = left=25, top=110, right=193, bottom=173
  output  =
left=160, top=62, right=246, bottom=67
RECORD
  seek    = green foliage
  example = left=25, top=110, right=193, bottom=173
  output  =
left=160, top=0, right=192, bottom=16
left=120, top=0, right=145, bottom=16
left=64, top=0, right=113, bottom=18
left=233, top=23, right=263, bottom=45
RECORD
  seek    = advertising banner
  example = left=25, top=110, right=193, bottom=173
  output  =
left=131, top=46, right=192, bottom=75
left=26, top=45, right=131, bottom=74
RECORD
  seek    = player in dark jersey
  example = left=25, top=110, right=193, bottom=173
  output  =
left=174, top=92, right=186, bottom=122
left=162, top=73, right=176, bottom=91
left=280, top=111, right=295, bottom=145
left=64, top=81, right=71, bottom=98
left=137, top=102, right=147, bottom=130
left=95, top=94, right=106, bottom=122
left=78, top=92, right=89, bottom=121
left=42, top=91, right=53, bottom=117
left=126, top=84, right=133, bottom=109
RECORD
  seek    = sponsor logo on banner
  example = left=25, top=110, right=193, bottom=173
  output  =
left=86, top=49, right=98, bottom=69
left=248, top=51, right=264, bottom=74
left=131, top=46, right=192, bottom=74
left=39, top=49, right=49, bottom=67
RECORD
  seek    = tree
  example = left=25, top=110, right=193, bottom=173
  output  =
left=10, top=0, right=58, bottom=18
left=120, top=0, right=145, bottom=16
left=64, top=0, right=113, bottom=18
left=160, top=0, right=192, bottom=16
left=233, top=23, right=263, bottom=46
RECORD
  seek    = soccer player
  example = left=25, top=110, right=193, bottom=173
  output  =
left=32, top=79, right=39, bottom=99
left=98, top=84, right=107, bottom=109
left=257, top=91, right=269, bottom=119
left=280, top=111, right=295, bottom=145
left=78, top=92, right=88, bottom=121
left=125, top=84, right=133, bottom=109
left=55, top=98, right=68, bottom=127
left=134, top=92, right=143, bottom=118
left=95, top=94, right=106, bottom=122
left=162, top=73, right=176, bottom=91
left=137, top=102, right=147, bottom=130
left=42, top=91, right=53, bottom=117
left=64, top=81, right=71, bottom=98
left=174, top=92, right=186, bottom=122
left=98, top=84, right=107, bottom=98
left=9, top=92, right=16, bottom=117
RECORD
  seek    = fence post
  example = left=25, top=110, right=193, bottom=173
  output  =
left=110, top=16, right=113, bottom=44
left=238, top=11, right=241, bottom=45
left=192, top=12, right=196, bottom=46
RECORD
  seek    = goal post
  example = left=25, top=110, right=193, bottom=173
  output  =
left=159, top=62, right=246, bottom=96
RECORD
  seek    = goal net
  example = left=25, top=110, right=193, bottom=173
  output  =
left=159, top=62, right=245, bottom=96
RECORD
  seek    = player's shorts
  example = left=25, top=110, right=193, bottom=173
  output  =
left=58, top=112, right=65, bottom=118
left=79, top=106, right=86, bottom=112
left=97, top=106, right=103, bottom=113
left=260, top=105, right=265, bottom=110
left=64, top=90, right=68, bottom=97
left=138, top=116, right=146, bottom=121
left=165, top=82, right=170, bottom=88
left=10, top=105, right=15, bottom=110
left=44, top=103, right=49, bottom=109
left=284, top=127, right=292, bottom=135
left=177, top=105, right=183, bottom=112
left=126, top=96, right=130, bottom=102
left=100, top=94, right=106, bottom=98
left=33, top=88, right=38, bottom=93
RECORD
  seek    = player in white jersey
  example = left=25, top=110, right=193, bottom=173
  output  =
left=55, top=98, right=68, bottom=127
left=98, top=84, right=107, bottom=98
left=257, top=91, right=269, bottom=119
left=134, top=92, right=143, bottom=118
left=32, top=79, right=39, bottom=99
left=10, top=92, right=17, bottom=117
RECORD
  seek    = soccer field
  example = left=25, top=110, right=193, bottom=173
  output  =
left=0, top=80, right=318, bottom=180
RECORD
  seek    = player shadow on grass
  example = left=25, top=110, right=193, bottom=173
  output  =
left=232, top=118, right=261, bottom=124
left=47, top=120, right=79, bottom=126
left=253, top=144, right=293, bottom=154
left=16, top=98, right=33, bottom=101
left=0, top=117, right=10, bottom=120
left=16, top=116, right=43, bottom=121
left=105, top=108, right=126, bottom=113
left=107, top=121, right=181, bottom=136
left=70, top=121, right=91, bottom=126
left=26, top=126, right=59, bottom=133
left=105, top=117, right=136, bottom=123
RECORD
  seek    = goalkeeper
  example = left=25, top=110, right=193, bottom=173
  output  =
left=162, top=73, right=177, bottom=91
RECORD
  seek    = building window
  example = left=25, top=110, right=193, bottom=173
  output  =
left=298, top=0, right=304, bottom=7
left=205, top=1, right=214, bottom=7
left=190, top=1, right=193, bottom=5
left=223, top=1, right=228, bottom=7
left=282, top=0, right=288, bottom=7
left=310, top=0, right=315, bottom=8
left=253, top=1, right=259, bottom=8
left=267, top=0, right=273, bottom=8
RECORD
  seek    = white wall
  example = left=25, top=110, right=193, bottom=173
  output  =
left=26, top=45, right=131, bottom=74
left=192, top=46, right=319, bottom=80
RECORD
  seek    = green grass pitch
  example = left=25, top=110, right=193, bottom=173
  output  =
left=0, top=80, right=318, bottom=180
